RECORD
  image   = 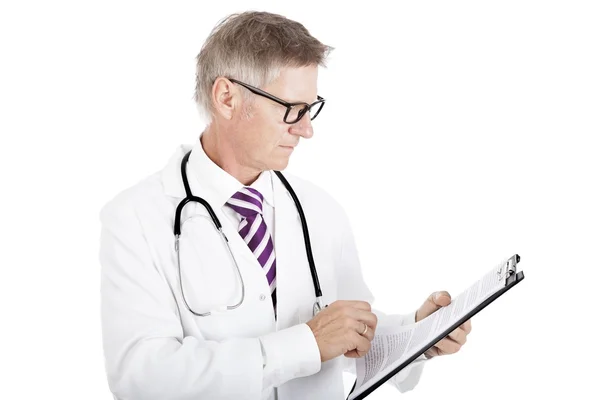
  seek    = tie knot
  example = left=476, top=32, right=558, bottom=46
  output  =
left=226, top=187, right=265, bottom=218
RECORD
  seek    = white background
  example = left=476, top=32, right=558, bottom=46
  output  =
left=1, top=0, right=598, bottom=398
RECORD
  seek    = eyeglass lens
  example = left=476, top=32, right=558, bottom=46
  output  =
left=284, top=102, right=324, bottom=123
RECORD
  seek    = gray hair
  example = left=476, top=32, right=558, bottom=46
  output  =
left=194, top=11, right=333, bottom=123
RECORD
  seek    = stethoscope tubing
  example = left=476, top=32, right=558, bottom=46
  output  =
left=174, top=149, right=325, bottom=315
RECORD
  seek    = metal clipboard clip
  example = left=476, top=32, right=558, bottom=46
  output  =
left=497, top=254, right=520, bottom=282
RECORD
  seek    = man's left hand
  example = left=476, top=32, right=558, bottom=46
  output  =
left=415, top=291, right=472, bottom=359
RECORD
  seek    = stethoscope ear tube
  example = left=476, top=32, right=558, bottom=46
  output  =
left=274, top=170, right=323, bottom=299
left=174, top=195, right=222, bottom=236
left=174, top=152, right=222, bottom=236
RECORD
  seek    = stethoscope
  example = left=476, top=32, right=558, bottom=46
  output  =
left=174, top=149, right=327, bottom=317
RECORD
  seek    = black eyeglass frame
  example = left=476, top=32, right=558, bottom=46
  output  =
left=228, top=78, right=325, bottom=124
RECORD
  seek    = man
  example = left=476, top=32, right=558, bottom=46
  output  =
left=99, top=11, right=472, bottom=400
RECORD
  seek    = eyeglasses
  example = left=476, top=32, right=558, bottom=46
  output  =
left=228, top=78, right=325, bottom=124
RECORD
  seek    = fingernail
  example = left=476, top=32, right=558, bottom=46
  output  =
left=435, top=292, right=441, bottom=300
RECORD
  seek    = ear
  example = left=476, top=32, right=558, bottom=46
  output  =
left=211, top=77, right=238, bottom=120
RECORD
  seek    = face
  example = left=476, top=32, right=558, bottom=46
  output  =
left=229, top=65, right=318, bottom=172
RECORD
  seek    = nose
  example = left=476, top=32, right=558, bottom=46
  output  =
left=288, top=111, right=314, bottom=139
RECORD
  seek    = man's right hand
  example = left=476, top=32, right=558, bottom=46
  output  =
left=306, top=300, right=377, bottom=363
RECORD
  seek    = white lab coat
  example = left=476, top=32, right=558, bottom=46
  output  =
left=99, top=143, right=426, bottom=400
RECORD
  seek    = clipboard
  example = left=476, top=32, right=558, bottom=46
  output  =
left=346, top=254, right=525, bottom=400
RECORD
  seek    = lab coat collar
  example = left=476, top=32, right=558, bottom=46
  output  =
left=161, top=137, right=275, bottom=209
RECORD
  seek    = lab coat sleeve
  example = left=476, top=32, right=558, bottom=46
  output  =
left=334, top=207, right=427, bottom=394
left=99, top=199, right=320, bottom=400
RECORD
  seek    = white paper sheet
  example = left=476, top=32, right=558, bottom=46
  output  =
left=349, top=259, right=513, bottom=400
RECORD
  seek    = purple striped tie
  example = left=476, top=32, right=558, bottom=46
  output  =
left=226, top=187, right=276, bottom=313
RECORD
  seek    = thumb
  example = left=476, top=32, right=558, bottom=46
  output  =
left=416, top=291, right=452, bottom=322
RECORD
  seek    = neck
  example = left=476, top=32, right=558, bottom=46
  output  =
left=200, top=125, right=261, bottom=186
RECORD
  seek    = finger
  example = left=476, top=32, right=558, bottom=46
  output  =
left=417, top=291, right=451, bottom=321
left=356, top=322, right=375, bottom=341
left=447, top=327, right=467, bottom=345
left=352, top=320, right=367, bottom=336
left=344, top=349, right=361, bottom=358
left=344, top=309, right=378, bottom=331
left=362, top=325, right=374, bottom=341
left=331, top=300, right=372, bottom=312
left=352, top=331, right=372, bottom=358
left=425, top=346, right=441, bottom=359
left=342, top=332, right=372, bottom=359
left=349, top=318, right=374, bottom=341
left=434, top=337, right=462, bottom=355
left=432, top=291, right=451, bottom=307
left=460, top=319, right=472, bottom=334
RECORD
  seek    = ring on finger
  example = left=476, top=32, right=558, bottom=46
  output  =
left=361, top=323, right=368, bottom=336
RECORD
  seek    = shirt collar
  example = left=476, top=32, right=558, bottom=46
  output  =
left=187, top=137, right=275, bottom=209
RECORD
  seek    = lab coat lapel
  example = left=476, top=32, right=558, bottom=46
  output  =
left=272, top=172, right=316, bottom=330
